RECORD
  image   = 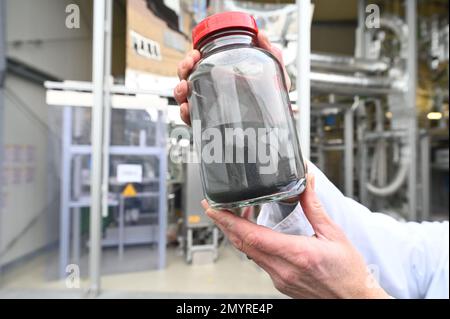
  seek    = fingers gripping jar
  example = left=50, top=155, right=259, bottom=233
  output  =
left=188, top=11, right=307, bottom=209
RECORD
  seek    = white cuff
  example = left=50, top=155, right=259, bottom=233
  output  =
left=257, top=202, right=315, bottom=236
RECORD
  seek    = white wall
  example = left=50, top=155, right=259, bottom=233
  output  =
left=6, top=0, right=93, bottom=80
left=1, top=74, right=60, bottom=265
left=1, top=0, right=94, bottom=267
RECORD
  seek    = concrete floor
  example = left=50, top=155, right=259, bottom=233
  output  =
left=0, top=245, right=285, bottom=299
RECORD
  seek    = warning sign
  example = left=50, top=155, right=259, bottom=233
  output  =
left=188, top=215, right=201, bottom=224
left=122, top=183, right=137, bottom=197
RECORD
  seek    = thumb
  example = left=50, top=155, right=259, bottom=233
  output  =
left=299, top=174, right=334, bottom=237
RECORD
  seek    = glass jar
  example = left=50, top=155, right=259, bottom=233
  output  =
left=188, top=11, right=306, bottom=209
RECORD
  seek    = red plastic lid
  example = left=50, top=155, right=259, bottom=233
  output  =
left=192, top=12, right=258, bottom=49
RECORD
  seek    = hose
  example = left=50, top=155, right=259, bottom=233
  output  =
left=366, top=160, right=409, bottom=196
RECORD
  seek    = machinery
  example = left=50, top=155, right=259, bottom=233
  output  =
left=168, top=125, right=219, bottom=264
left=42, top=2, right=448, bottom=279
left=219, top=0, right=449, bottom=221
left=183, top=156, right=219, bottom=264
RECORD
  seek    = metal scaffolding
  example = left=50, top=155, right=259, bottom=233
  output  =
left=296, top=0, right=311, bottom=160
left=89, top=0, right=109, bottom=296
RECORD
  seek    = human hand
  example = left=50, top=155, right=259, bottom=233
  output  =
left=201, top=175, right=390, bottom=299
left=173, top=31, right=291, bottom=126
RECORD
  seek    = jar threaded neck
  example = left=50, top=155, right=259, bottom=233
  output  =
left=197, top=30, right=256, bottom=55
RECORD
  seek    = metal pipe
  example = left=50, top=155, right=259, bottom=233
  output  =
left=59, top=107, right=72, bottom=278
left=419, top=132, right=430, bottom=221
left=310, top=71, right=405, bottom=96
left=356, top=0, right=367, bottom=205
left=89, top=0, right=106, bottom=296
left=379, top=15, right=409, bottom=59
left=352, top=3, right=412, bottom=204
left=356, top=0, right=367, bottom=59
left=0, top=0, right=6, bottom=280
left=72, top=207, right=81, bottom=264
left=296, top=0, right=311, bottom=160
left=344, top=107, right=354, bottom=197
left=363, top=130, right=406, bottom=140
left=310, top=102, right=350, bottom=113
left=158, top=110, right=167, bottom=269
left=344, top=98, right=359, bottom=198
left=44, top=80, right=173, bottom=98
left=364, top=110, right=410, bottom=199
left=101, top=0, right=113, bottom=220
left=374, top=100, right=388, bottom=186
left=366, top=161, right=409, bottom=196
left=311, top=53, right=390, bottom=73
left=359, top=120, right=369, bottom=205
left=406, top=0, right=418, bottom=221
left=316, top=115, right=325, bottom=169
left=72, top=153, right=82, bottom=265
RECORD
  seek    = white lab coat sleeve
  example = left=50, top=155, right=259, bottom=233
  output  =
left=257, top=162, right=449, bottom=299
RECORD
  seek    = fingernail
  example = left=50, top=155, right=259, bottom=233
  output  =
left=262, top=33, right=272, bottom=47
left=201, top=199, right=209, bottom=210
left=189, top=50, right=199, bottom=59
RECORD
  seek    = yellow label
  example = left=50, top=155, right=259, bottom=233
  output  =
left=188, top=215, right=201, bottom=224
left=122, top=183, right=137, bottom=197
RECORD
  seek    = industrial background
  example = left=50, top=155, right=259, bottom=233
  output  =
left=0, top=0, right=448, bottom=298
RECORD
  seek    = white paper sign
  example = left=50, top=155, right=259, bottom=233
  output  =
left=117, top=164, right=143, bottom=183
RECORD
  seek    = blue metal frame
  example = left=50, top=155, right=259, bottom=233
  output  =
left=59, top=106, right=73, bottom=278
left=57, top=105, right=168, bottom=278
